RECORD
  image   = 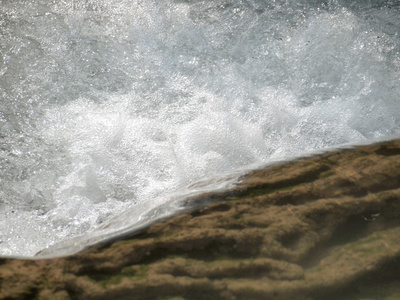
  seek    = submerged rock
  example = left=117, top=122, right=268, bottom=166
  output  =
left=1, top=139, right=400, bottom=299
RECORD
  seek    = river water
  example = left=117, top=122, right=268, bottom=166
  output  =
left=1, top=0, right=400, bottom=257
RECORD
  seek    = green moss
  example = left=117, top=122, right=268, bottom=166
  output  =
left=243, top=186, right=275, bottom=197
left=338, top=281, right=400, bottom=300
left=96, top=265, right=150, bottom=288
left=213, top=255, right=234, bottom=261
left=345, top=233, right=386, bottom=254
left=296, top=160, right=315, bottom=168
left=134, top=265, right=150, bottom=280
left=238, top=285, right=258, bottom=295
left=383, top=294, right=400, bottom=300
left=121, top=266, right=138, bottom=277
left=81, top=275, right=99, bottom=284
left=239, top=179, right=309, bottom=199
left=319, top=169, right=335, bottom=179
left=100, top=275, right=124, bottom=287
left=280, top=184, right=303, bottom=191
left=111, top=239, right=137, bottom=248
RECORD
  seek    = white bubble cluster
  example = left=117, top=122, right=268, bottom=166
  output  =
left=0, top=0, right=399, bottom=256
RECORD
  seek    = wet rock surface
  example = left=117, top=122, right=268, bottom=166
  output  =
left=1, top=139, right=400, bottom=300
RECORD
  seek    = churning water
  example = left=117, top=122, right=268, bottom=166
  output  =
left=1, top=0, right=400, bottom=257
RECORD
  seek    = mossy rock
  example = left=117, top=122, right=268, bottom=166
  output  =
left=1, top=139, right=400, bottom=299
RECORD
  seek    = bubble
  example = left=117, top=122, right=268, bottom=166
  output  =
left=1, top=0, right=399, bottom=256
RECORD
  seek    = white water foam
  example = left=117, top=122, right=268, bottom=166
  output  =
left=1, top=0, right=400, bottom=257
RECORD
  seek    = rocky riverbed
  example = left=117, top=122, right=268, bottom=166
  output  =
left=1, top=139, right=400, bottom=300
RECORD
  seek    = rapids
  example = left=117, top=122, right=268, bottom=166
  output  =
left=1, top=0, right=400, bottom=256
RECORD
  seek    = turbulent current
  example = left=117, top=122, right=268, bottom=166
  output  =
left=1, top=0, right=400, bottom=257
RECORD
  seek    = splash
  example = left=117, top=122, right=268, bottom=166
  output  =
left=1, top=0, right=400, bottom=256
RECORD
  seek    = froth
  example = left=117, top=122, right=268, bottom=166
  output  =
left=1, top=0, right=400, bottom=256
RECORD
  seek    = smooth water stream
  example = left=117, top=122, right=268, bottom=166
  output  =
left=1, top=0, right=400, bottom=257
